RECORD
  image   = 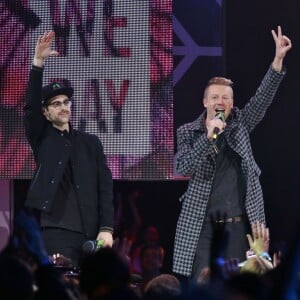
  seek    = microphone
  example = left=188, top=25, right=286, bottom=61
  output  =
left=82, top=239, right=105, bottom=254
left=212, top=109, right=225, bottom=140
left=130, top=273, right=143, bottom=285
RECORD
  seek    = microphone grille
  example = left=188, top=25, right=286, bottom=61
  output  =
left=82, top=240, right=95, bottom=253
left=215, top=109, right=225, bottom=122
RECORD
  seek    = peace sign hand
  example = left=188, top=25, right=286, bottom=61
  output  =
left=271, top=26, right=292, bottom=72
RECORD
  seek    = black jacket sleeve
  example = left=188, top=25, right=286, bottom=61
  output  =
left=95, top=136, right=114, bottom=231
left=24, top=66, right=47, bottom=152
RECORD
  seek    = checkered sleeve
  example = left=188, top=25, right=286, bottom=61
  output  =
left=175, top=125, right=213, bottom=176
left=241, top=65, right=286, bottom=133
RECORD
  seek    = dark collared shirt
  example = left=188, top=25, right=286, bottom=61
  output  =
left=206, top=133, right=246, bottom=218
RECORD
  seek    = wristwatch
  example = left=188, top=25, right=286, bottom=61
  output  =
left=259, top=251, right=272, bottom=262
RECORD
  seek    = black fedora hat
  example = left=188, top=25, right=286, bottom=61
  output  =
left=41, top=82, right=74, bottom=105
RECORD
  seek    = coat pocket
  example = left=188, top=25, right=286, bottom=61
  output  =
left=29, top=164, right=41, bottom=190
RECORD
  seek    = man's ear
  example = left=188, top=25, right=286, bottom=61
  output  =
left=42, top=107, right=50, bottom=120
left=203, top=97, right=208, bottom=108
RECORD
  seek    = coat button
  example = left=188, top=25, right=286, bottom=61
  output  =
left=58, top=161, right=62, bottom=165
left=51, top=180, right=55, bottom=184
left=76, top=185, right=80, bottom=189
left=43, top=206, right=46, bottom=210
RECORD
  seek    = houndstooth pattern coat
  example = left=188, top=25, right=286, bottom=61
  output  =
left=173, top=66, right=285, bottom=276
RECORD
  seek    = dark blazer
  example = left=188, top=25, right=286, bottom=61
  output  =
left=173, top=66, right=286, bottom=276
left=24, top=66, right=114, bottom=239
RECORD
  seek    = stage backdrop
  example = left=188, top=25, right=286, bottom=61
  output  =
left=0, top=0, right=224, bottom=180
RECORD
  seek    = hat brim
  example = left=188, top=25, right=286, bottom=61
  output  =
left=42, top=86, right=74, bottom=105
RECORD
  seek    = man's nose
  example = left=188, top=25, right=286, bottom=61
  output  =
left=59, top=104, right=70, bottom=110
left=215, top=97, right=223, bottom=104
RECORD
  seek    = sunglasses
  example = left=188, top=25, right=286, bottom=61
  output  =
left=48, top=99, right=72, bottom=109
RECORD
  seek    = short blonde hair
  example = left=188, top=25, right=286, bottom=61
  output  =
left=204, top=77, right=234, bottom=98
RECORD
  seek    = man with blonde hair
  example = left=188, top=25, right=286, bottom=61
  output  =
left=173, top=26, right=292, bottom=280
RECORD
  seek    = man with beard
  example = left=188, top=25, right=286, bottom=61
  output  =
left=24, top=30, right=114, bottom=266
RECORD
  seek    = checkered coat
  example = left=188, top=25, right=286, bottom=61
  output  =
left=173, top=66, right=285, bottom=276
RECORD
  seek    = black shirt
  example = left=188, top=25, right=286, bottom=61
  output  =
left=206, top=133, right=246, bottom=218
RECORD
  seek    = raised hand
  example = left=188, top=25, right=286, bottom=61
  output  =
left=33, top=30, right=58, bottom=67
left=112, top=237, right=132, bottom=266
left=271, top=26, right=292, bottom=72
left=246, top=221, right=270, bottom=255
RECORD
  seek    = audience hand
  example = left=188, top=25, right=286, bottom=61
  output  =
left=113, top=237, right=132, bottom=266
left=246, top=221, right=270, bottom=256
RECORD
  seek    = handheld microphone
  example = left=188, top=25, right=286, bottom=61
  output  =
left=212, top=109, right=225, bottom=140
left=82, top=239, right=105, bottom=254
